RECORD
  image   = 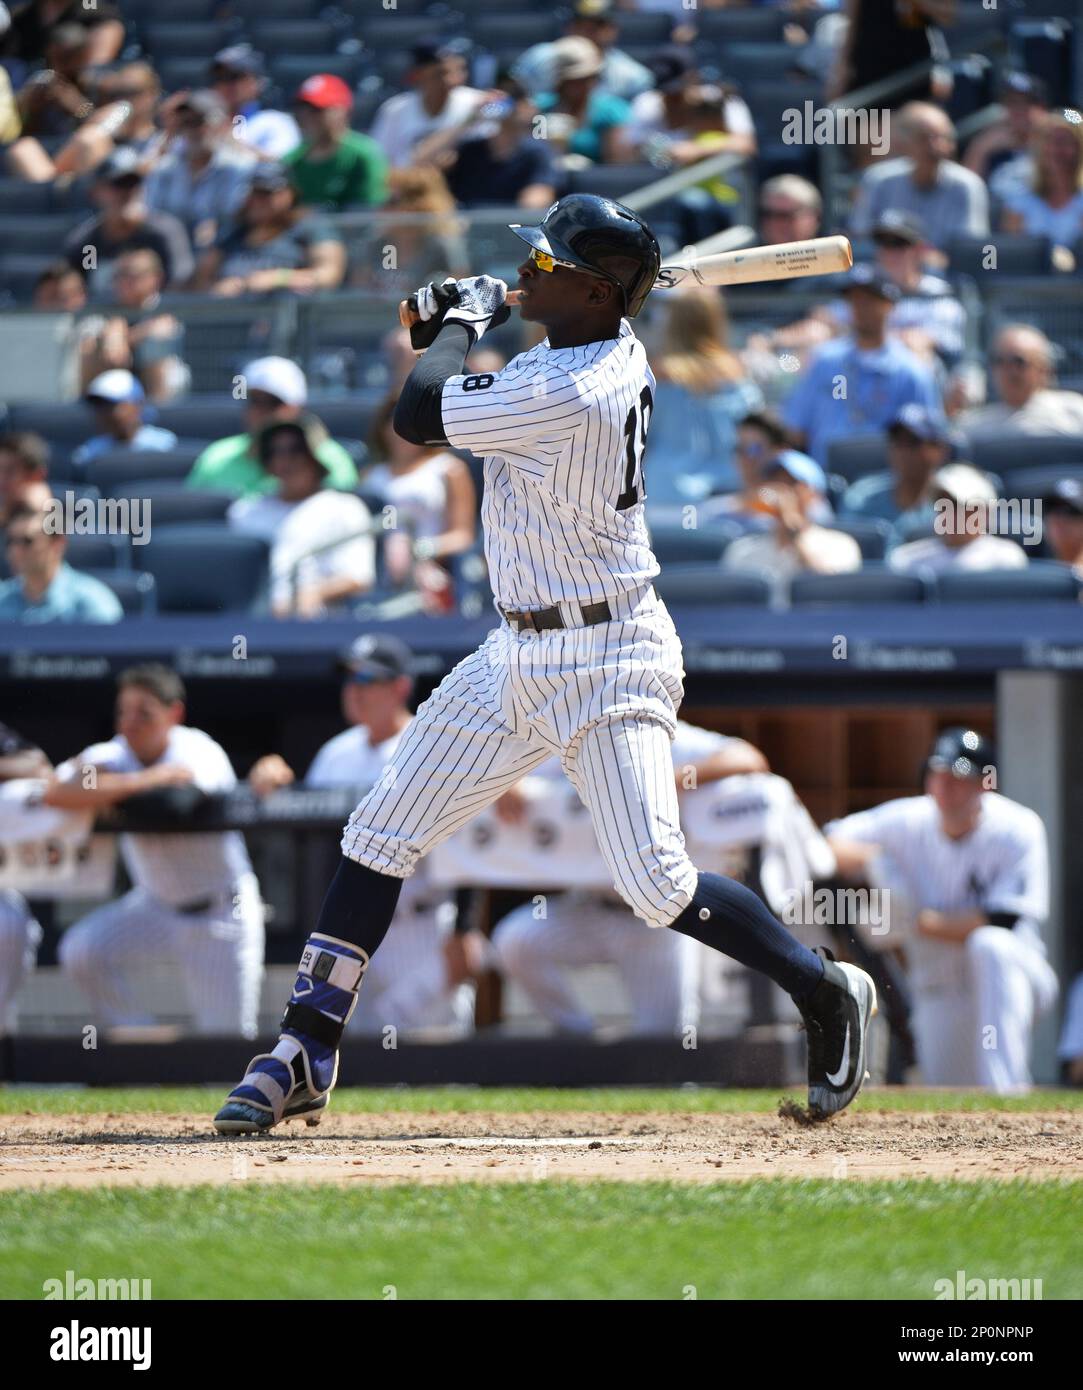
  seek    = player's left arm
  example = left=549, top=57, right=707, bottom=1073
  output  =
left=919, top=816, right=1049, bottom=942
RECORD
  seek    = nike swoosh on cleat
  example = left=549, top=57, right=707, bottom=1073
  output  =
left=826, top=1024, right=851, bottom=1087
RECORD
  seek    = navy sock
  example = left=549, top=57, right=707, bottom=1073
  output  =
left=315, top=856, right=403, bottom=960
left=669, top=871, right=825, bottom=999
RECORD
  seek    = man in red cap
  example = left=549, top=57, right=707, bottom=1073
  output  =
left=283, top=74, right=387, bottom=211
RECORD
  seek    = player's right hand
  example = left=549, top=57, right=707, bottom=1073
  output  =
left=248, top=754, right=295, bottom=797
left=442, top=275, right=510, bottom=345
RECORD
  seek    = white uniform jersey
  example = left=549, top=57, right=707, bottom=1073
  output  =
left=305, top=726, right=405, bottom=791
left=825, top=792, right=1049, bottom=992
left=57, top=727, right=253, bottom=907
left=441, top=320, right=660, bottom=608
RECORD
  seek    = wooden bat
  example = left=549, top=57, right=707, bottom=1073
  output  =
left=398, top=235, right=852, bottom=328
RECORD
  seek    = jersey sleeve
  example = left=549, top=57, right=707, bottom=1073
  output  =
left=54, top=740, right=125, bottom=783
left=823, top=798, right=913, bottom=844
left=182, top=734, right=237, bottom=795
left=441, top=364, right=589, bottom=459
left=983, top=814, right=1049, bottom=922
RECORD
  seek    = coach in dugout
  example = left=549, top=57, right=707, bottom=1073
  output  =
left=248, top=635, right=477, bottom=1035
left=44, top=665, right=265, bottom=1039
left=824, top=728, right=1058, bottom=1091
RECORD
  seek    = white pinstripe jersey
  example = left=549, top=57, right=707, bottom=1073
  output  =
left=441, top=319, right=660, bottom=609
left=57, top=727, right=253, bottom=907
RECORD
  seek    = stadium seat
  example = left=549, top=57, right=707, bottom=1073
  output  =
left=725, top=43, right=810, bottom=80
left=0, top=253, right=61, bottom=304
left=248, top=21, right=339, bottom=56
left=609, top=12, right=673, bottom=43
left=0, top=215, right=73, bottom=256
left=105, top=484, right=234, bottom=526
left=826, top=434, right=888, bottom=483
left=654, top=566, right=771, bottom=606
left=155, top=57, right=214, bottom=93
left=88, top=450, right=202, bottom=494
left=152, top=400, right=246, bottom=440
left=563, top=165, right=659, bottom=201
left=948, top=235, right=1052, bottom=278
left=831, top=517, right=892, bottom=562
left=933, top=563, right=1080, bottom=603
left=141, top=24, right=227, bottom=59
left=789, top=568, right=929, bottom=606
left=228, top=0, right=323, bottom=18
left=0, top=179, right=56, bottom=215
left=135, top=525, right=269, bottom=613
left=79, top=568, right=158, bottom=617
left=1002, top=464, right=1083, bottom=500
left=64, top=533, right=131, bottom=572
left=964, top=433, right=1083, bottom=476
left=649, top=521, right=742, bottom=565
left=358, top=16, right=444, bottom=52
left=271, top=54, right=362, bottom=95
left=472, top=16, right=561, bottom=49
left=695, top=10, right=788, bottom=43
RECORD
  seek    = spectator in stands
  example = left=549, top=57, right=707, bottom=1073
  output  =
left=286, top=74, right=387, bottom=212
left=627, top=46, right=757, bottom=167
left=850, top=103, right=989, bottom=256
left=889, top=463, right=1027, bottom=574
left=722, top=452, right=861, bottom=581
left=228, top=416, right=375, bottom=619
left=828, top=0, right=950, bottom=112
left=0, top=502, right=122, bottom=623
left=1042, top=479, right=1083, bottom=576
left=783, top=265, right=941, bottom=467
left=145, top=90, right=255, bottom=253
left=210, top=45, right=300, bottom=162
left=1, top=1, right=123, bottom=66
left=536, top=36, right=633, bottom=166
left=0, top=431, right=51, bottom=526
left=514, top=0, right=654, bottom=103
left=424, top=83, right=557, bottom=211
left=757, top=175, right=821, bottom=246
left=1000, top=110, right=1083, bottom=251
left=71, top=369, right=178, bottom=469
left=643, top=287, right=764, bottom=509
left=700, top=410, right=794, bottom=525
left=33, top=260, right=86, bottom=311
left=362, top=394, right=477, bottom=614
left=370, top=41, right=485, bottom=171
left=777, top=212, right=965, bottom=368
left=957, top=325, right=1083, bottom=436
left=840, top=403, right=949, bottom=539
left=14, top=22, right=96, bottom=141
left=192, top=163, right=346, bottom=298
left=77, top=248, right=187, bottom=403
left=91, top=62, right=162, bottom=162
left=64, top=149, right=194, bottom=297
left=186, top=356, right=358, bottom=498
left=964, top=72, right=1048, bottom=205
left=350, top=166, right=470, bottom=297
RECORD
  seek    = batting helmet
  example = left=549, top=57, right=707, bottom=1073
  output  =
left=926, top=727, right=996, bottom=781
left=509, top=194, right=662, bottom=317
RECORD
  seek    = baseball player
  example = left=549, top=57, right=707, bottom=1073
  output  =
left=216, top=194, right=876, bottom=1133
left=249, top=634, right=475, bottom=1035
left=0, top=721, right=48, bottom=1037
left=45, top=665, right=265, bottom=1039
left=491, top=720, right=767, bottom=1036
left=825, top=728, right=1057, bottom=1091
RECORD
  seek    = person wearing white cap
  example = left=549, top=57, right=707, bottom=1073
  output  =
left=888, top=463, right=1028, bottom=574
left=535, top=35, right=634, bottom=165
left=72, top=369, right=178, bottom=469
left=185, top=357, right=358, bottom=498
left=722, top=451, right=862, bottom=583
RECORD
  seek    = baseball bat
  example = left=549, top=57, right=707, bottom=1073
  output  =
left=397, top=235, right=852, bottom=328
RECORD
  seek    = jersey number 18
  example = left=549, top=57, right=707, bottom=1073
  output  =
left=617, top=385, right=653, bottom=510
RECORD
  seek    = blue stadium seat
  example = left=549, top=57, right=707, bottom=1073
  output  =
left=0, top=215, right=72, bottom=256
left=831, top=517, right=892, bottom=561
left=271, top=54, right=362, bottom=97
left=948, top=234, right=1052, bottom=278
left=65, top=533, right=131, bottom=572
left=358, top=16, right=445, bottom=52
left=1003, top=464, right=1083, bottom=500
left=964, top=433, right=1083, bottom=476
left=229, top=0, right=323, bottom=18
left=8, top=400, right=98, bottom=446
left=152, top=400, right=245, bottom=440
left=155, top=57, right=214, bottom=94
left=142, top=24, right=227, bottom=59
left=135, top=525, right=269, bottom=613
left=0, top=179, right=56, bottom=215
left=933, top=563, right=1080, bottom=603
left=103, top=483, right=234, bottom=525
left=248, top=21, right=339, bottom=56
left=695, top=10, right=788, bottom=43
left=649, top=520, right=742, bottom=565
left=826, top=434, right=888, bottom=483
left=473, top=16, right=561, bottom=49
left=725, top=43, right=809, bottom=80
left=79, top=569, right=158, bottom=617
left=789, top=568, right=929, bottom=606
left=0, top=253, right=60, bottom=304
left=611, top=12, right=673, bottom=44
left=654, top=566, right=771, bottom=606
left=87, top=450, right=203, bottom=494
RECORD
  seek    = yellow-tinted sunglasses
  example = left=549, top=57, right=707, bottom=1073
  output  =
left=528, top=245, right=579, bottom=274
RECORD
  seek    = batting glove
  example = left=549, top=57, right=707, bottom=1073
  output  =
left=442, top=275, right=510, bottom=345
left=408, top=277, right=460, bottom=353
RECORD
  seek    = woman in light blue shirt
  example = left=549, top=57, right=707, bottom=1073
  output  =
left=1001, top=111, right=1083, bottom=248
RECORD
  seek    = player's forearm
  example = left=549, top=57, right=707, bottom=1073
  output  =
left=0, top=750, right=52, bottom=781
left=826, top=836, right=881, bottom=878
left=916, top=908, right=987, bottom=942
left=393, top=322, right=474, bottom=447
left=681, top=743, right=769, bottom=788
left=42, top=771, right=153, bottom=808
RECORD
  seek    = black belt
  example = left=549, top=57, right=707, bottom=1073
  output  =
left=499, top=598, right=612, bottom=632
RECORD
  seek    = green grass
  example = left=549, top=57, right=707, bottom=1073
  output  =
left=2, top=1085, right=1082, bottom=1116
left=2, top=1180, right=1078, bottom=1300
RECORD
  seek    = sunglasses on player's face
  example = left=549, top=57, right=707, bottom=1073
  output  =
left=527, top=245, right=579, bottom=274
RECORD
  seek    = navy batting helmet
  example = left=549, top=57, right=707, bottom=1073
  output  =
left=509, top=194, right=662, bottom=317
left=926, top=727, right=995, bottom=781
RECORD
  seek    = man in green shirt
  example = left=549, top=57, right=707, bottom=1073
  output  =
left=0, top=504, right=123, bottom=624
left=186, top=356, right=359, bottom=498
left=284, top=73, right=387, bottom=212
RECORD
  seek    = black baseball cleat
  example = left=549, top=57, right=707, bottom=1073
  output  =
left=797, top=947, right=878, bottom=1118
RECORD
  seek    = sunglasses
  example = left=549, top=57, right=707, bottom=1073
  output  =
left=5, top=534, right=41, bottom=548
left=528, top=245, right=578, bottom=274
left=992, top=353, right=1031, bottom=369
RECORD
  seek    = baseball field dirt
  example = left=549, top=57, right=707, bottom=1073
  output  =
left=3, top=1105, right=1081, bottom=1188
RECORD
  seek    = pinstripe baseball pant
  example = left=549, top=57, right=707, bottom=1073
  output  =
left=342, top=585, right=699, bottom=929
